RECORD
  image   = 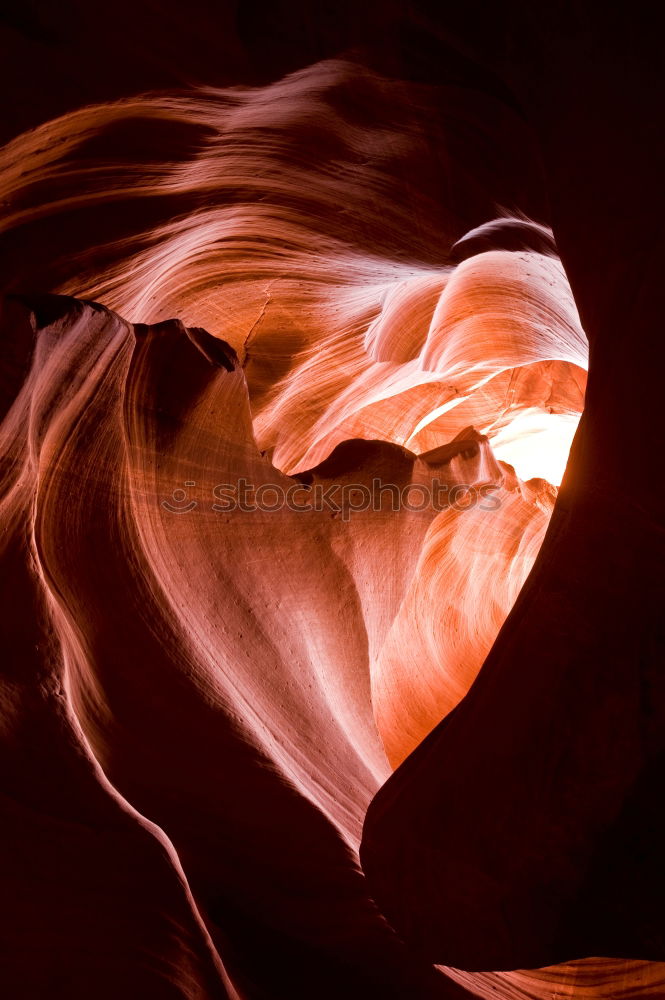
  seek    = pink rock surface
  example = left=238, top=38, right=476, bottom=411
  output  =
left=1, top=6, right=664, bottom=997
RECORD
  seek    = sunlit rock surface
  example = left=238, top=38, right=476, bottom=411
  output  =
left=0, top=62, right=586, bottom=490
left=0, top=293, right=558, bottom=996
left=1, top=5, right=664, bottom=998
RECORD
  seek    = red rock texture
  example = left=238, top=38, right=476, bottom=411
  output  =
left=1, top=3, right=664, bottom=999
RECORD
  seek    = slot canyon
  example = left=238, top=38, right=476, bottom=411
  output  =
left=0, top=3, right=663, bottom=998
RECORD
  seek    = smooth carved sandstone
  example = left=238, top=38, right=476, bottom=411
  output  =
left=1, top=11, right=664, bottom=997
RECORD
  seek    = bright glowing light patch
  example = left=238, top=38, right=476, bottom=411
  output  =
left=490, top=409, right=580, bottom=486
